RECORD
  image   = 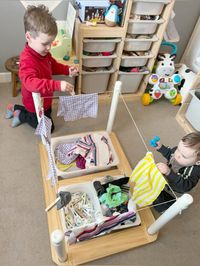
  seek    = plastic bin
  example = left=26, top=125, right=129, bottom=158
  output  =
left=58, top=182, right=104, bottom=237
left=127, top=18, right=164, bottom=35
left=82, top=68, right=114, bottom=93
left=82, top=54, right=116, bottom=67
left=121, top=52, right=153, bottom=67
left=118, top=70, right=149, bottom=93
left=51, top=130, right=119, bottom=178
left=131, top=0, right=171, bottom=16
left=185, top=90, right=200, bottom=131
left=124, top=35, right=158, bottom=51
left=83, top=38, right=121, bottom=53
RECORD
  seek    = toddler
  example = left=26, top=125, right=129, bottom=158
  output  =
left=153, top=132, right=200, bottom=212
left=5, top=5, right=79, bottom=132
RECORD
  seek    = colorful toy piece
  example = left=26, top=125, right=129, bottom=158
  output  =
left=142, top=42, right=182, bottom=106
left=150, top=136, right=160, bottom=147
left=104, top=5, right=120, bottom=27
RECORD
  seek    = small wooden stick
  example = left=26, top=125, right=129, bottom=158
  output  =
left=45, top=197, right=60, bottom=212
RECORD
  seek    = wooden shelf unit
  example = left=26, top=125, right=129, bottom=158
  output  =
left=39, top=132, right=158, bottom=265
left=74, top=0, right=175, bottom=97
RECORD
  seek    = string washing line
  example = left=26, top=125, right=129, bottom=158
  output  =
left=41, top=91, right=178, bottom=207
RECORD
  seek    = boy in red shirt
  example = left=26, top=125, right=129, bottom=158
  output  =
left=5, top=5, right=78, bottom=132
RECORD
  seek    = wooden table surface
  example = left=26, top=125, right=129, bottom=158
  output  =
left=38, top=132, right=158, bottom=266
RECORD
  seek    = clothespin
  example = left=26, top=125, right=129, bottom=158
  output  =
left=45, top=191, right=71, bottom=212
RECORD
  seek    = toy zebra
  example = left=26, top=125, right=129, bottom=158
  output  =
left=142, top=43, right=182, bottom=106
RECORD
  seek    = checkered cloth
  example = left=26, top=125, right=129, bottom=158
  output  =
left=35, top=115, right=57, bottom=186
left=57, top=94, right=98, bottom=121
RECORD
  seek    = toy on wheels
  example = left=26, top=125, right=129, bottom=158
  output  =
left=142, top=42, right=182, bottom=106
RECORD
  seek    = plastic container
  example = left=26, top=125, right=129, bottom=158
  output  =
left=124, top=35, right=158, bottom=51
left=185, top=89, right=200, bottom=131
left=83, top=38, right=121, bottom=53
left=121, top=52, right=154, bottom=67
left=82, top=68, right=114, bottom=93
left=118, top=70, right=149, bottom=93
left=131, top=0, right=171, bottom=16
left=82, top=54, right=116, bottom=67
left=51, top=130, right=119, bottom=178
left=58, top=182, right=104, bottom=236
left=127, top=18, right=164, bottom=35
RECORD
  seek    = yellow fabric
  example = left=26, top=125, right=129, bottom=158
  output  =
left=130, top=152, right=167, bottom=207
left=56, top=160, right=76, bottom=171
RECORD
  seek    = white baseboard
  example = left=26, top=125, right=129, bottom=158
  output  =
left=0, top=72, right=11, bottom=83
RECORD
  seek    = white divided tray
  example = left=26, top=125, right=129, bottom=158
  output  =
left=127, top=18, right=164, bottom=35
left=124, top=35, right=158, bottom=51
left=83, top=38, right=121, bottom=53
left=51, top=131, right=119, bottom=178
left=121, top=52, right=154, bottom=67
left=82, top=54, right=116, bottom=68
left=118, top=70, right=149, bottom=93
left=58, top=177, right=141, bottom=243
left=81, top=68, right=114, bottom=93
left=131, top=0, right=171, bottom=16
left=58, top=182, right=104, bottom=237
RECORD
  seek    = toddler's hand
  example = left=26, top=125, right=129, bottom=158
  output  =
left=156, top=162, right=170, bottom=175
left=69, top=66, right=79, bottom=77
left=60, top=81, right=74, bottom=95
left=155, top=141, right=162, bottom=150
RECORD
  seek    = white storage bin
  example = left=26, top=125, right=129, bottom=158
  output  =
left=132, top=0, right=171, bottom=16
left=127, top=18, right=164, bottom=35
left=82, top=54, right=116, bottom=67
left=82, top=68, right=114, bottom=93
left=83, top=38, right=121, bottom=53
left=124, top=35, right=158, bottom=51
left=185, top=90, right=200, bottom=131
left=121, top=52, right=153, bottom=67
left=51, top=130, right=119, bottom=178
left=118, top=70, right=149, bottom=93
left=58, top=182, right=104, bottom=236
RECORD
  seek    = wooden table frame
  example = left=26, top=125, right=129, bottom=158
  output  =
left=39, top=132, right=158, bottom=266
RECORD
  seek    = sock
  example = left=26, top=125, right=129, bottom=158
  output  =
left=5, top=103, right=15, bottom=119
left=11, top=110, right=22, bottom=128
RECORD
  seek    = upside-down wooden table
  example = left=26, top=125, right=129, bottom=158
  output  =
left=38, top=132, right=158, bottom=266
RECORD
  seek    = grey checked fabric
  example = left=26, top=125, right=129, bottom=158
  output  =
left=35, top=115, right=57, bottom=186
left=57, top=93, right=98, bottom=121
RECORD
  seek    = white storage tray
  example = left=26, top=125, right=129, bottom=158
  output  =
left=131, top=0, right=171, bottom=16
left=58, top=177, right=141, bottom=242
left=82, top=54, right=116, bottom=68
left=124, top=35, right=158, bottom=51
left=83, top=38, right=121, bottom=53
left=127, top=18, right=164, bottom=35
left=121, top=52, right=154, bottom=67
left=58, top=182, right=104, bottom=237
left=82, top=68, right=114, bottom=93
left=185, top=90, right=200, bottom=131
left=118, top=70, right=149, bottom=93
left=51, top=130, right=119, bottom=178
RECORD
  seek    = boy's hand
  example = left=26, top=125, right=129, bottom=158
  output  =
left=156, top=162, right=170, bottom=175
left=60, top=81, right=75, bottom=95
left=69, top=66, right=79, bottom=77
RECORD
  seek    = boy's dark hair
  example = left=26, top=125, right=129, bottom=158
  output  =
left=24, top=5, right=57, bottom=38
left=182, top=132, right=200, bottom=159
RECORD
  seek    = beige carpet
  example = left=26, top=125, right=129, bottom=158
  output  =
left=0, top=83, right=200, bottom=266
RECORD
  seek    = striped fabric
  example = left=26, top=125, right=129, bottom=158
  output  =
left=57, top=93, right=98, bottom=121
left=130, top=152, right=167, bottom=207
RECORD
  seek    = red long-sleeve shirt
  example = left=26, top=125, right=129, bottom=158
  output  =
left=19, top=44, right=70, bottom=112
